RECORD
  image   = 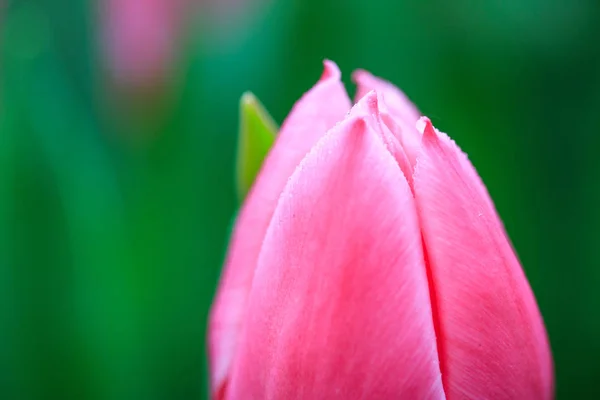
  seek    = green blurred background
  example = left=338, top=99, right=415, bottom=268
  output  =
left=1, top=0, right=599, bottom=399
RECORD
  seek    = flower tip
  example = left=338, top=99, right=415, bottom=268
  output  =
left=362, top=90, right=380, bottom=113
left=320, top=60, right=341, bottom=81
left=350, top=68, right=369, bottom=84
left=417, top=116, right=436, bottom=137
left=347, top=89, right=381, bottom=121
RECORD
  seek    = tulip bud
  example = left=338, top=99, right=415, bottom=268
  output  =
left=209, top=61, right=553, bottom=400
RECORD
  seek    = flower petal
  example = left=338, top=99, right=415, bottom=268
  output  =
left=352, top=69, right=422, bottom=167
left=351, top=91, right=415, bottom=191
left=414, top=118, right=553, bottom=400
left=226, top=113, right=445, bottom=399
left=208, top=60, right=351, bottom=398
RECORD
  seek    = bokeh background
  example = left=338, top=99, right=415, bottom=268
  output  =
left=1, top=0, right=599, bottom=399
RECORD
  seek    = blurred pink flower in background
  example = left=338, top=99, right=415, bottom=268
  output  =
left=100, top=0, right=256, bottom=91
left=100, top=0, right=186, bottom=90
left=208, top=61, right=554, bottom=399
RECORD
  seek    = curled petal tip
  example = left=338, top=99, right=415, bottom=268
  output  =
left=363, top=89, right=378, bottom=104
left=417, top=116, right=436, bottom=138
left=358, top=90, right=380, bottom=114
left=320, top=60, right=341, bottom=81
left=350, top=68, right=369, bottom=85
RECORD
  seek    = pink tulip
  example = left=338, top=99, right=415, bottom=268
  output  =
left=100, top=0, right=186, bottom=89
left=209, top=61, right=553, bottom=399
left=99, top=0, right=259, bottom=91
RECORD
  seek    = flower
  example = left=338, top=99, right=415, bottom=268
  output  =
left=208, top=60, right=553, bottom=399
left=99, top=0, right=260, bottom=91
left=100, top=0, right=186, bottom=90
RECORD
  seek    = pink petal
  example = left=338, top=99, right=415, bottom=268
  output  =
left=226, top=111, right=445, bottom=399
left=351, top=90, right=415, bottom=191
left=353, top=69, right=420, bottom=123
left=352, top=69, right=422, bottom=168
left=414, top=118, right=553, bottom=399
left=208, top=61, right=351, bottom=398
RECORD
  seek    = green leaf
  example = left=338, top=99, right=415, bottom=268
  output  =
left=236, top=92, right=278, bottom=202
